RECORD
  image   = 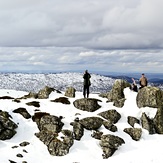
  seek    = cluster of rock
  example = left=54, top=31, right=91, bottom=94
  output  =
left=32, top=107, right=125, bottom=158
left=103, top=79, right=163, bottom=135
left=1, top=79, right=163, bottom=160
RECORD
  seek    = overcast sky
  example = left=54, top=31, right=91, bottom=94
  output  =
left=0, top=0, right=163, bottom=73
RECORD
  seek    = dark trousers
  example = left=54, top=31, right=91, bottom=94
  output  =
left=83, top=85, right=90, bottom=98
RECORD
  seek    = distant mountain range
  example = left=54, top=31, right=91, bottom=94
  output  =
left=0, top=72, right=162, bottom=93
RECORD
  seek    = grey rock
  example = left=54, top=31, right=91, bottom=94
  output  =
left=26, top=101, right=40, bottom=107
left=124, top=128, right=142, bottom=141
left=38, top=115, right=64, bottom=133
left=107, top=79, right=130, bottom=108
left=38, top=86, right=55, bottom=99
left=13, top=107, right=31, bottom=119
left=91, top=130, right=103, bottom=140
left=51, top=97, right=70, bottom=104
left=35, top=130, right=58, bottom=146
left=0, top=110, right=18, bottom=140
left=98, top=109, right=121, bottom=124
left=136, top=86, right=163, bottom=108
left=127, top=116, right=140, bottom=127
left=65, top=87, right=76, bottom=98
left=141, top=112, right=155, bottom=134
left=79, top=117, right=103, bottom=130
left=73, top=98, right=101, bottom=112
left=47, top=134, right=74, bottom=156
left=103, top=121, right=117, bottom=132
left=99, top=134, right=125, bottom=159
left=71, top=121, right=84, bottom=140
left=153, top=106, right=163, bottom=134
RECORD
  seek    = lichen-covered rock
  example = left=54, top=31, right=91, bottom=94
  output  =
left=38, top=86, right=55, bottom=99
left=26, top=101, right=40, bottom=107
left=47, top=136, right=74, bottom=156
left=38, top=115, right=64, bottom=133
left=153, top=106, right=163, bottom=134
left=32, top=112, right=50, bottom=124
left=0, top=110, right=18, bottom=140
left=99, top=134, right=125, bottom=159
left=141, top=112, right=155, bottom=134
left=73, top=98, right=101, bottom=112
left=70, top=118, right=84, bottom=140
left=136, top=86, right=163, bottom=108
left=51, top=97, right=70, bottom=104
left=13, top=107, right=31, bottom=119
left=98, top=109, right=121, bottom=124
left=61, top=130, right=73, bottom=138
left=35, top=130, right=58, bottom=145
left=65, top=87, right=76, bottom=98
left=19, top=92, right=38, bottom=99
left=127, top=116, right=140, bottom=127
left=102, top=121, right=117, bottom=132
left=113, top=98, right=126, bottom=108
left=35, top=129, right=74, bottom=156
left=79, top=117, right=103, bottom=130
left=107, top=79, right=130, bottom=108
left=91, top=130, right=103, bottom=140
left=124, top=128, right=142, bottom=141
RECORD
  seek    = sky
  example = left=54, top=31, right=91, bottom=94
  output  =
left=0, top=0, right=163, bottom=73
left=1, top=87, right=163, bottom=163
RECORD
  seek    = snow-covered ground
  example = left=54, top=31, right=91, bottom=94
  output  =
left=0, top=87, right=163, bottom=163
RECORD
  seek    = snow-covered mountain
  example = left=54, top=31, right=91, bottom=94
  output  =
left=0, top=72, right=162, bottom=94
left=0, top=72, right=115, bottom=93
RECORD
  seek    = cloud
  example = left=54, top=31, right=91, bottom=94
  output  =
left=0, top=0, right=162, bottom=49
left=0, top=0, right=163, bottom=73
left=0, top=46, right=163, bottom=73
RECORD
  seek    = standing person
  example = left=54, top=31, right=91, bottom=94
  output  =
left=83, top=70, right=91, bottom=98
left=139, top=73, right=148, bottom=89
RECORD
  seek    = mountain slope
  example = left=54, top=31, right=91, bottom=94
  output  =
left=0, top=72, right=115, bottom=93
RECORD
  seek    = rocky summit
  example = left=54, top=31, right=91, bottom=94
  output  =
left=1, top=79, right=163, bottom=162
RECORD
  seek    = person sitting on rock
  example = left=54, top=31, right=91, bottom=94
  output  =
left=130, top=78, right=138, bottom=92
left=139, top=73, right=148, bottom=89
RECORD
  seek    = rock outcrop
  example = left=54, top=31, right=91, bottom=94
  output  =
left=64, top=87, right=76, bottom=98
left=124, top=128, right=142, bottom=141
left=38, top=86, right=55, bottom=99
left=33, top=112, right=74, bottom=156
left=70, top=118, right=84, bottom=140
left=73, top=98, right=102, bottom=112
left=2, top=81, right=163, bottom=160
left=13, top=107, right=31, bottom=119
left=79, top=117, right=104, bottom=130
left=50, top=97, right=70, bottom=104
left=0, top=110, right=18, bottom=140
left=18, top=86, right=61, bottom=100
left=127, top=116, right=140, bottom=127
left=107, top=79, right=130, bottom=108
left=98, top=109, right=121, bottom=124
left=141, top=112, right=155, bottom=134
left=153, top=106, right=163, bottom=134
left=99, top=134, right=125, bottom=159
left=136, top=86, right=163, bottom=108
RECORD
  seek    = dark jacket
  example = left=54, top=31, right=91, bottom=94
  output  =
left=83, top=73, right=91, bottom=86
